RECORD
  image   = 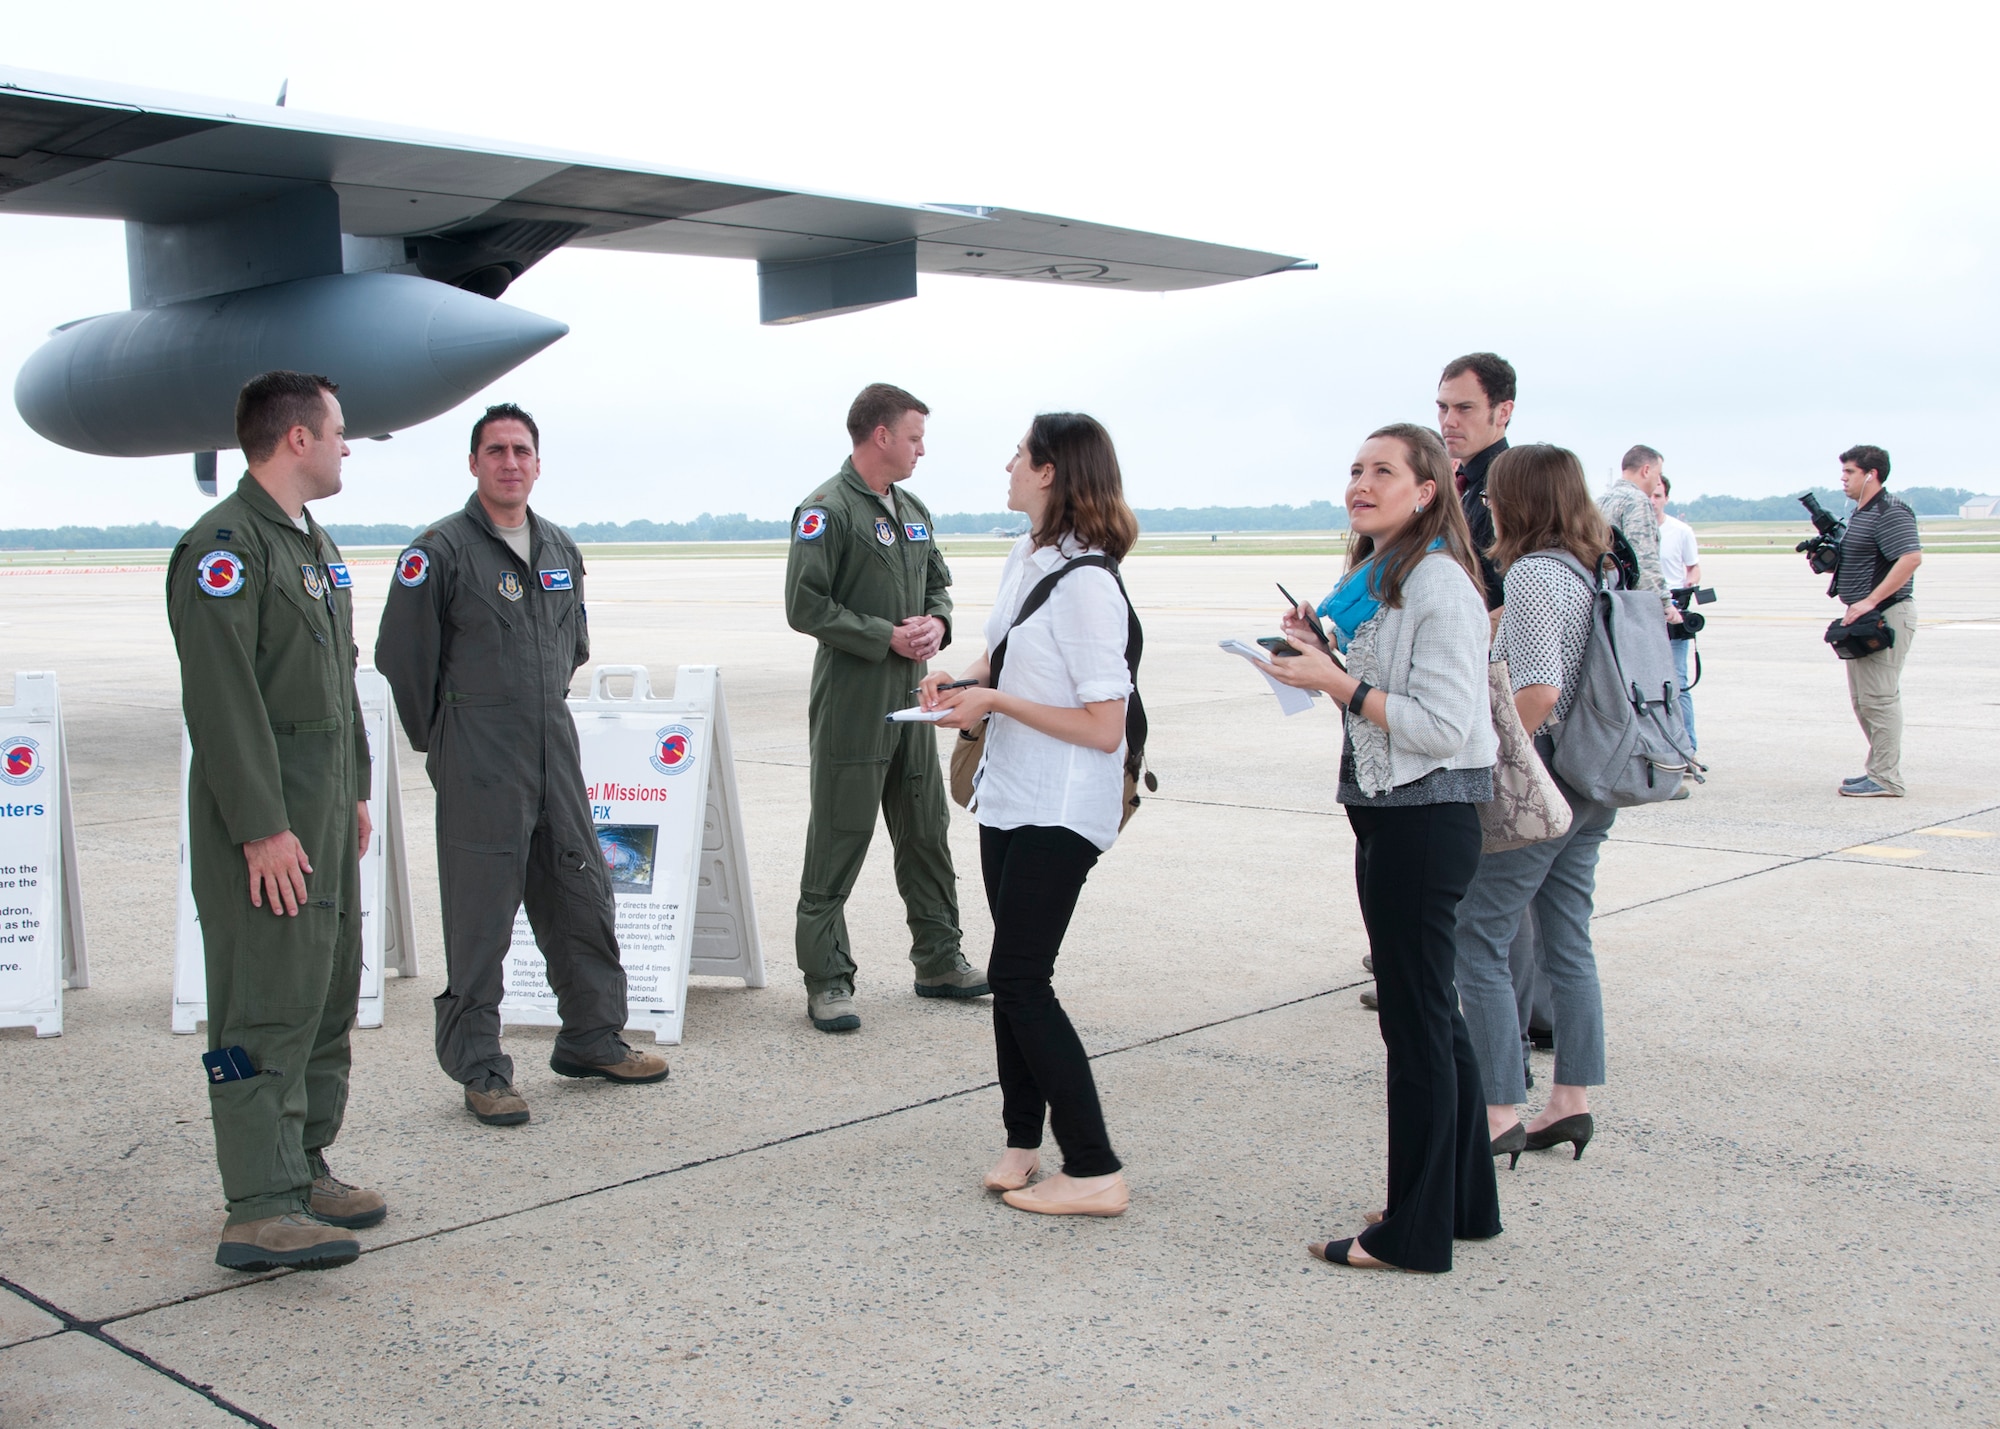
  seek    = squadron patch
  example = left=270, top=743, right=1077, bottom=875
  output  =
left=903, top=522, right=930, bottom=542
left=1, top=736, right=43, bottom=786
left=649, top=723, right=696, bottom=775
left=796, top=509, right=827, bottom=541
left=327, top=562, right=353, bottom=589
left=196, top=550, right=245, bottom=597
left=301, top=564, right=326, bottom=599
left=498, top=570, right=524, bottom=602
left=396, top=549, right=430, bottom=587
left=874, top=517, right=896, bottom=546
left=539, top=568, right=573, bottom=591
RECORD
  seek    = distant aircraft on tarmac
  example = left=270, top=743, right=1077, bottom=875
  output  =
left=0, top=67, right=1309, bottom=491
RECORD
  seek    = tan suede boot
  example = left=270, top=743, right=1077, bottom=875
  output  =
left=549, top=1046, right=669, bottom=1083
left=306, top=1149, right=387, bottom=1229
left=215, top=1214, right=360, bottom=1272
left=465, top=1080, right=531, bottom=1126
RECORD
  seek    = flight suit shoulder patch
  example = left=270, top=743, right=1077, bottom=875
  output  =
left=195, top=550, right=247, bottom=597
left=396, top=548, right=432, bottom=587
left=796, top=508, right=830, bottom=541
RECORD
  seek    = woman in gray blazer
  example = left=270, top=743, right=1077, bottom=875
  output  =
left=1266, top=423, right=1500, bottom=1272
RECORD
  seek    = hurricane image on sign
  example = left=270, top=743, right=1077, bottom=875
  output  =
left=596, top=824, right=659, bottom=897
left=649, top=724, right=695, bottom=776
left=0, top=736, right=41, bottom=785
left=196, top=551, right=244, bottom=597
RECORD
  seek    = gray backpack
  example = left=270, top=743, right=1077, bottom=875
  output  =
left=1544, top=552, right=1703, bottom=806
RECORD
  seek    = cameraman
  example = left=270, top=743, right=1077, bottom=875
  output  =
left=1653, top=478, right=1701, bottom=752
left=1831, top=445, right=1922, bottom=798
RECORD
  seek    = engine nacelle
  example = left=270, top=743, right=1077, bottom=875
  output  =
left=14, top=272, right=568, bottom=458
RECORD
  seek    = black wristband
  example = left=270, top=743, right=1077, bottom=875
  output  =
left=1346, top=681, right=1374, bottom=712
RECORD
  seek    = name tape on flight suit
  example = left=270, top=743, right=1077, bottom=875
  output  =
left=904, top=522, right=929, bottom=541
left=328, top=563, right=352, bottom=589
left=539, top=569, right=573, bottom=591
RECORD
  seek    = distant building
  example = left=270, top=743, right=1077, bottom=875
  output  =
left=1959, top=496, right=2000, bottom=518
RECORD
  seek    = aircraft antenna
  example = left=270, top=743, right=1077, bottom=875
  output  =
left=275, top=80, right=288, bottom=107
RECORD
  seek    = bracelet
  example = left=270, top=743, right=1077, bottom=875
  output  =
left=1345, top=680, right=1374, bottom=712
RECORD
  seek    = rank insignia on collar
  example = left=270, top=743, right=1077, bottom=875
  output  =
left=327, top=562, right=352, bottom=589
left=903, top=522, right=930, bottom=541
left=874, top=517, right=896, bottom=546
left=539, top=568, right=573, bottom=591
left=498, top=570, right=524, bottom=601
left=301, top=564, right=326, bottom=599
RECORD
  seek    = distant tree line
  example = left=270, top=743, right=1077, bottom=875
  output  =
left=0, top=490, right=1985, bottom=550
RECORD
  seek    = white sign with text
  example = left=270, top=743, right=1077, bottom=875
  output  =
left=0, top=672, right=88, bottom=1038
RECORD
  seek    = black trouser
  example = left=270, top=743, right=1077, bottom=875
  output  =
left=980, top=823, right=1120, bottom=1178
left=1347, top=800, right=1501, bottom=1272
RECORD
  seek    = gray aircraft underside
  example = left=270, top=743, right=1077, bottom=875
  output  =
left=0, top=66, right=1308, bottom=484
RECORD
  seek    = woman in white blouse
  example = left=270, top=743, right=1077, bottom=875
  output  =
left=920, top=413, right=1137, bottom=1219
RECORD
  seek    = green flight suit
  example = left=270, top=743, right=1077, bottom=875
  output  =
left=784, top=460, right=961, bottom=991
left=166, top=475, right=367, bottom=1225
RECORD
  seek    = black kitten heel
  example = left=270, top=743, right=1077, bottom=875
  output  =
left=1523, top=1113, right=1594, bottom=1160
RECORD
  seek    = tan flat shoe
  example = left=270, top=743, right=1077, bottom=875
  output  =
left=983, top=1161, right=1038, bottom=1192
left=1001, top=1174, right=1128, bottom=1218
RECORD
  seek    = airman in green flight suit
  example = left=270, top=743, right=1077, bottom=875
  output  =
left=166, top=372, right=385, bottom=1273
left=783, top=384, right=986, bottom=1031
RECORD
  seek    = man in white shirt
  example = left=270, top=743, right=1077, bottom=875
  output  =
left=1652, top=477, right=1701, bottom=751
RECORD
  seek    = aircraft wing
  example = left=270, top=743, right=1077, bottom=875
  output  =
left=0, top=66, right=1306, bottom=295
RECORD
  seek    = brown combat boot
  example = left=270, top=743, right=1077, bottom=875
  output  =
left=306, top=1149, right=387, bottom=1229
left=215, top=1214, right=359, bottom=1272
left=549, top=1045, right=669, bottom=1084
left=465, top=1079, right=531, bottom=1126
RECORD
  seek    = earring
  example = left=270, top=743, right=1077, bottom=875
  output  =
left=1414, top=503, right=1425, bottom=514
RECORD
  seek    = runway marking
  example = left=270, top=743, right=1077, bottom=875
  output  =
left=1840, top=844, right=1924, bottom=859
left=1914, top=826, right=1994, bottom=838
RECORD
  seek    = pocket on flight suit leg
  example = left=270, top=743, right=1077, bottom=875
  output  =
left=830, top=761, right=886, bottom=834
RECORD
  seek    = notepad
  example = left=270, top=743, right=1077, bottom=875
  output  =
left=884, top=707, right=949, bottom=723
left=1218, top=639, right=1319, bottom=716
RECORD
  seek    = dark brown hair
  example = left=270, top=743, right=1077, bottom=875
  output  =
left=846, top=383, right=929, bottom=445
left=235, top=371, right=338, bottom=463
left=1438, top=352, right=1516, bottom=406
left=472, top=402, right=539, bottom=454
left=1839, top=443, right=1891, bottom=484
left=1486, top=444, right=1612, bottom=573
left=1344, top=423, right=1483, bottom=606
left=1026, top=412, right=1139, bottom=560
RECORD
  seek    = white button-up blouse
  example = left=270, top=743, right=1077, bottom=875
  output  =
left=972, top=533, right=1133, bottom=852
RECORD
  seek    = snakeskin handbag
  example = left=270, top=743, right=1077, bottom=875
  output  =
left=1480, top=658, right=1571, bottom=854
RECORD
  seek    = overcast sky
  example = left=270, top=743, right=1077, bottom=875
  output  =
left=4, top=1, right=1995, bottom=528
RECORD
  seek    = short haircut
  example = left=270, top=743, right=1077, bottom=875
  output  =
left=1486, top=444, right=1613, bottom=575
left=1438, top=352, right=1516, bottom=407
left=1660, top=475, right=1672, bottom=496
left=846, top=383, right=929, bottom=446
left=1621, top=444, right=1664, bottom=472
left=235, top=371, right=338, bottom=464
left=1025, top=412, right=1140, bottom=560
left=1840, top=443, right=1891, bottom=484
left=1346, top=423, right=1484, bottom=607
left=471, top=402, right=539, bottom=455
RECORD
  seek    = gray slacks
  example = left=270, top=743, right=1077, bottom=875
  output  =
left=1455, top=776, right=1614, bottom=1106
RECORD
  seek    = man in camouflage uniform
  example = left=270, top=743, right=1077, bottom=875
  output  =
left=783, top=384, right=984, bottom=1032
left=167, top=371, right=383, bottom=1273
left=1601, top=444, right=1676, bottom=617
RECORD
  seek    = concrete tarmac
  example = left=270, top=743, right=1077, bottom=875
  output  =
left=0, top=544, right=1995, bottom=1426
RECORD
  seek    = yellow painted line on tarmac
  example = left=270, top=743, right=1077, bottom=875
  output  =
left=1841, top=844, right=1925, bottom=859
left=1913, top=827, right=1995, bottom=838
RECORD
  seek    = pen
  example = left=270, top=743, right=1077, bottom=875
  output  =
left=909, top=678, right=978, bottom=695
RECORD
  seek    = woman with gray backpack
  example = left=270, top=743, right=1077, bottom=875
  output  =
left=1457, top=443, right=1639, bottom=1165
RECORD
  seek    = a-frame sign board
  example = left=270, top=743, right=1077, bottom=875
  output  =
left=172, top=668, right=418, bottom=1033
left=0, top=672, right=88, bottom=1037
left=499, top=664, right=764, bottom=1047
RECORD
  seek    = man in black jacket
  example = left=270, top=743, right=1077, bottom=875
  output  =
left=376, top=403, right=667, bottom=1126
left=1436, top=351, right=1516, bottom=612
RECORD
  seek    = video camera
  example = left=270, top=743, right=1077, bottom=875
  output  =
left=1669, top=585, right=1716, bottom=640
left=1795, top=492, right=1845, bottom=576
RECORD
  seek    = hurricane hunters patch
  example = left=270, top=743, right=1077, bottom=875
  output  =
left=539, top=568, right=572, bottom=591
left=874, top=517, right=896, bottom=546
left=196, top=551, right=245, bottom=597
left=327, top=562, right=352, bottom=589
left=904, top=522, right=929, bottom=541
left=396, top=549, right=430, bottom=587
left=301, top=564, right=326, bottom=599
left=796, top=509, right=827, bottom=541
left=498, top=570, right=524, bottom=601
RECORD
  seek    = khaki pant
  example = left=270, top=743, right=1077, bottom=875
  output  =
left=1846, top=600, right=1916, bottom=794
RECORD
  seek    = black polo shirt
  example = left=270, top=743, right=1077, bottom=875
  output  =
left=1836, top=490, right=1920, bottom=606
left=1456, top=438, right=1508, bottom=609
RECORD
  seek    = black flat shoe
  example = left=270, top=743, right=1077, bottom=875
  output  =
left=1490, top=1121, right=1527, bottom=1170
left=1523, top=1113, right=1594, bottom=1159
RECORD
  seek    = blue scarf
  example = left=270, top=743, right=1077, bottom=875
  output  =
left=1317, top=539, right=1444, bottom=652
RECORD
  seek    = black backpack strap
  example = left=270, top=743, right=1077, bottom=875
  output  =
left=986, top=552, right=1148, bottom=773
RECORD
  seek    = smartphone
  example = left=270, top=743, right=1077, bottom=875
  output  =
left=1256, top=635, right=1303, bottom=658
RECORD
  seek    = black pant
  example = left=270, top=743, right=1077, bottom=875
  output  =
left=980, top=823, right=1121, bottom=1178
left=1347, top=800, right=1501, bottom=1272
